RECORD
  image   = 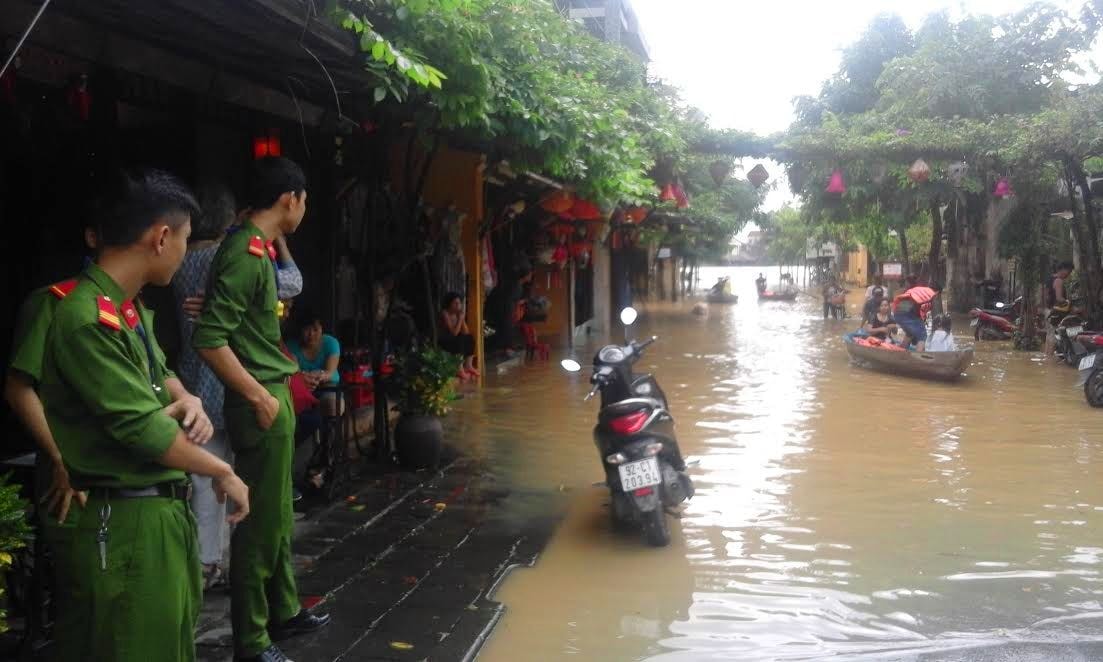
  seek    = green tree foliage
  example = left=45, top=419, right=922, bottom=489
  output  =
left=773, top=1, right=1102, bottom=306
left=335, top=0, right=694, bottom=205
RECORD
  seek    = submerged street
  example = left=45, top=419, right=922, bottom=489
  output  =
left=468, top=266, right=1103, bottom=661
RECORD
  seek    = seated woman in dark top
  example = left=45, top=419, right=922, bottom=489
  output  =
left=863, top=297, right=898, bottom=341
left=439, top=292, right=478, bottom=380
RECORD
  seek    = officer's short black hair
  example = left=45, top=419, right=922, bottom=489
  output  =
left=1057, top=260, right=1075, bottom=272
left=96, top=169, right=200, bottom=248
left=246, top=157, right=306, bottom=210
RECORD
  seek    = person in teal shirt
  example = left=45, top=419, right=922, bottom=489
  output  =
left=285, top=307, right=341, bottom=415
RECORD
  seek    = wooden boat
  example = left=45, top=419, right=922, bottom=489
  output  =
left=758, top=289, right=798, bottom=302
left=706, top=292, right=739, bottom=304
left=843, top=335, right=973, bottom=381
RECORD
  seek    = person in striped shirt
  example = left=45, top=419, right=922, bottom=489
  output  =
left=892, top=282, right=942, bottom=351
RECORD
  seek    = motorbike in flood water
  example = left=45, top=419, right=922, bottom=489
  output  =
left=1075, top=332, right=1103, bottom=406
left=561, top=307, right=694, bottom=547
left=969, top=298, right=1019, bottom=340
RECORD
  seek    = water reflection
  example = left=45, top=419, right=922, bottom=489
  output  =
left=470, top=266, right=1103, bottom=660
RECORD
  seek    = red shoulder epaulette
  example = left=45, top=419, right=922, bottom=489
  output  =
left=248, top=235, right=277, bottom=260
left=96, top=295, right=121, bottom=331
left=120, top=300, right=140, bottom=330
left=248, top=236, right=267, bottom=258
left=49, top=279, right=79, bottom=300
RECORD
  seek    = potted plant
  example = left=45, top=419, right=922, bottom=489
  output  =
left=0, top=473, right=31, bottom=634
left=391, top=345, right=462, bottom=470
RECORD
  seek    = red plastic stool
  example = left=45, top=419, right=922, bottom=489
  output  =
left=520, top=323, right=550, bottom=360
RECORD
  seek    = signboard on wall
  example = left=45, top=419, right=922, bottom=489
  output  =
left=882, top=262, right=903, bottom=279
left=656, top=247, right=672, bottom=259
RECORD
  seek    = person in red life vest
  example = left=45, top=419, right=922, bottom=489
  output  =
left=892, top=282, right=942, bottom=351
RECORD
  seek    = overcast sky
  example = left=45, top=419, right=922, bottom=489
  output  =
left=630, top=0, right=1103, bottom=212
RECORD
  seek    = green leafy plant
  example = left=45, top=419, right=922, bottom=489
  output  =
left=391, top=345, right=463, bottom=417
left=0, top=473, right=31, bottom=634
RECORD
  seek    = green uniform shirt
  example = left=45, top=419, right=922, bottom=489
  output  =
left=9, top=286, right=61, bottom=385
left=192, top=220, right=297, bottom=384
left=10, top=283, right=175, bottom=385
left=39, top=264, right=183, bottom=489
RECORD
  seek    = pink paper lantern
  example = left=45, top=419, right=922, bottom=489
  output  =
left=673, top=184, right=690, bottom=209
left=825, top=169, right=847, bottom=195
left=993, top=177, right=1014, bottom=199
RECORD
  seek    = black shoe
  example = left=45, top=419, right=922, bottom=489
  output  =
left=235, top=643, right=293, bottom=662
left=268, top=609, right=331, bottom=641
left=292, top=487, right=303, bottom=502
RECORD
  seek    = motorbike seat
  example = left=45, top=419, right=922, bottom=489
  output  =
left=598, top=397, right=663, bottom=421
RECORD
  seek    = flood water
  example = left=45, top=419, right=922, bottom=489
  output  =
left=464, top=266, right=1103, bottom=661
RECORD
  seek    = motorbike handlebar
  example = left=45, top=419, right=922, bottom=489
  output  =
left=584, top=383, right=600, bottom=401
left=636, top=336, right=658, bottom=351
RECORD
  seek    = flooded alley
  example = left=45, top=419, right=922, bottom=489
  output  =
left=466, top=267, right=1103, bottom=661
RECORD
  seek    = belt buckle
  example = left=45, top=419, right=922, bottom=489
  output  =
left=171, top=482, right=192, bottom=501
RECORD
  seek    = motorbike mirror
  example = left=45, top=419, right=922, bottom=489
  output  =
left=620, top=307, right=638, bottom=326
left=995, top=302, right=1006, bottom=309
left=560, top=359, right=582, bottom=373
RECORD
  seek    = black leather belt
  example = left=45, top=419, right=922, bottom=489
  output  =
left=90, top=482, right=192, bottom=501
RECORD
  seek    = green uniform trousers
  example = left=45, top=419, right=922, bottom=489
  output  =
left=46, top=494, right=201, bottom=662
left=225, top=383, right=299, bottom=657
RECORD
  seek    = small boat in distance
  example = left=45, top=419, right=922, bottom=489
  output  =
left=706, top=292, right=739, bottom=304
left=707, top=276, right=738, bottom=304
left=843, top=334, right=973, bottom=381
left=758, top=289, right=798, bottom=302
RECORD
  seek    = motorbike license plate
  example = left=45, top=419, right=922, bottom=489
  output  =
left=1080, top=354, right=1096, bottom=371
left=618, top=457, right=661, bottom=492
left=1067, top=326, right=1084, bottom=337
left=970, top=318, right=979, bottom=327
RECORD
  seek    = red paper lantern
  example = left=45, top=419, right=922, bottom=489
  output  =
left=569, top=199, right=602, bottom=221
left=540, top=190, right=574, bottom=214
left=66, top=74, right=91, bottom=122
left=552, top=243, right=569, bottom=266
left=253, top=129, right=282, bottom=159
left=673, top=184, right=689, bottom=209
left=825, top=169, right=847, bottom=195
left=993, top=177, right=1015, bottom=199
left=626, top=206, right=648, bottom=224
left=659, top=183, right=677, bottom=202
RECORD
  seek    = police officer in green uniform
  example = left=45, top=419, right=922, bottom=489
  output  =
left=7, top=268, right=91, bottom=524
left=194, top=157, right=329, bottom=662
left=39, top=170, right=251, bottom=662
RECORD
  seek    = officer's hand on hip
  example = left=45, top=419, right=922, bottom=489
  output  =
left=44, top=462, right=87, bottom=524
left=214, top=472, right=250, bottom=524
left=254, top=392, right=281, bottom=431
left=163, top=396, right=214, bottom=445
